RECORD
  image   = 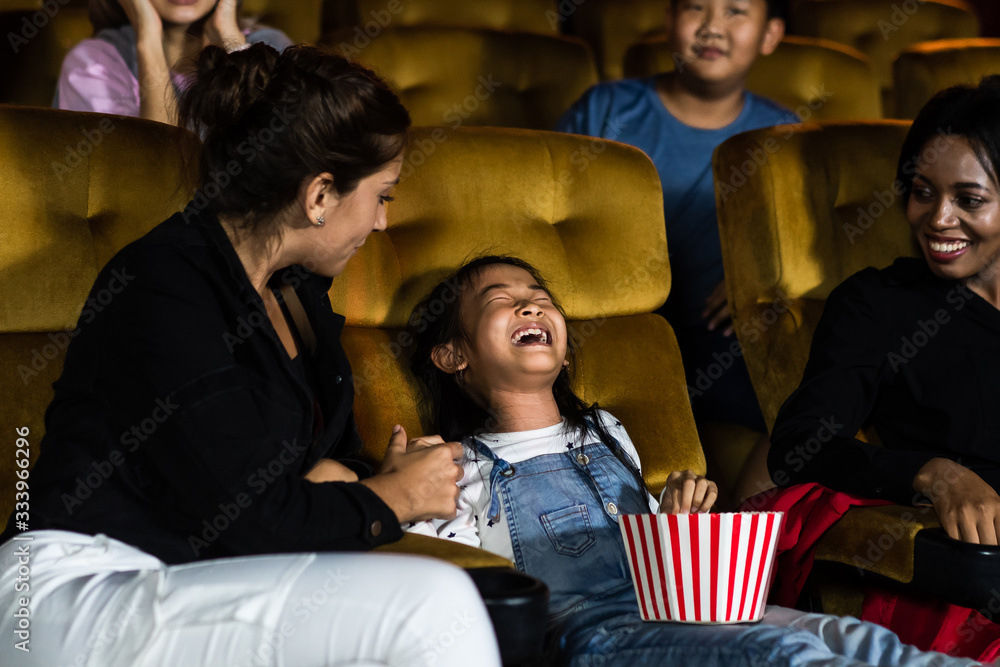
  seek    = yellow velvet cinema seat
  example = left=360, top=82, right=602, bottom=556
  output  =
left=324, top=26, right=598, bottom=130
left=325, top=0, right=560, bottom=37
left=328, top=126, right=703, bottom=499
left=893, top=37, right=1000, bottom=119
left=624, top=34, right=882, bottom=120
left=790, top=0, right=980, bottom=114
left=0, top=3, right=92, bottom=106
left=713, top=121, right=1000, bottom=613
left=241, top=0, right=323, bottom=44
left=0, top=105, right=197, bottom=525
left=571, top=0, right=668, bottom=80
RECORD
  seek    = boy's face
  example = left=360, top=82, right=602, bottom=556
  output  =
left=669, top=0, right=784, bottom=88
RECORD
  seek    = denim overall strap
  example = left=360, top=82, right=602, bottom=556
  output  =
left=466, top=437, right=516, bottom=521
left=481, top=427, right=651, bottom=626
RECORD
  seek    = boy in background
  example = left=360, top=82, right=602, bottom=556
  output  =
left=556, top=0, right=796, bottom=432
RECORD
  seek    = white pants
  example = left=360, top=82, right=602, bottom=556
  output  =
left=0, top=531, right=502, bottom=667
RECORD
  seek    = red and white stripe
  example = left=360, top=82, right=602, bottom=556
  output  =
left=620, top=512, right=783, bottom=623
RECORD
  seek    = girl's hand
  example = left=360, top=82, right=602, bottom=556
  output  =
left=204, top=0, right=245, bottom=51
left=304, top=459, right=360, bottom=484
left=659, top=470, right=718, bottom=514
left=117, top=0, right=162, bottom=41
left=361, top=425, right=464, bottom=524
left=914, top=458, right=1000, bottom=546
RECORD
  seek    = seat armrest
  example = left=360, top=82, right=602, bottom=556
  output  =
left=374, top=532, right=514, bottom=569
left=814, top=504, right=939, bottom=584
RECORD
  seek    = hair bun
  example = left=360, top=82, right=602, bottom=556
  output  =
left=184, top=42, right=280, bottom=132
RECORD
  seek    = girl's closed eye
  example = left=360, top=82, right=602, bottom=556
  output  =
left=379, top=195, right=394, bottom=205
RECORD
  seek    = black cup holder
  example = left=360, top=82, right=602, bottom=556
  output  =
left=468, top=567, right=550, bottom=666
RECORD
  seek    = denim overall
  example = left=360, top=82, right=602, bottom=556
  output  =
left=467, top=432, right=976, bottom=667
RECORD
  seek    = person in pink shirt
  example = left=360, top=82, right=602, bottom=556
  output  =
left=55, top=0, right=291, bottom=123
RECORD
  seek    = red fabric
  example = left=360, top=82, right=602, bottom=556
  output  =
left=739, top=483, right=890, bottom=607
left=741, top=483, right=1000, bottom=662
left=862, top=587, right=1000, bottom=662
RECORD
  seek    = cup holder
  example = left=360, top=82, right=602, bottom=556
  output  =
left=468, top=567, right=550, bottom=666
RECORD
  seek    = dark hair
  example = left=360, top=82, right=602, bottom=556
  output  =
left=409, top=255, right=646, bottom=489
left=670, top=0, right=788, bottom=21
left=896, top=75, right=1000, bottom=206
left=177, top=43, right=410, bottom=243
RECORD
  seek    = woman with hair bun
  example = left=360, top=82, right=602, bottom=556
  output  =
left=56, top=0, right=292, bottom=122
left=0, top=43, right=501, bottom=667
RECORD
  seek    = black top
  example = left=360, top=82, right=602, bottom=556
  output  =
left=769, top=257, right=1000, bottom=505
left=1, top=207, right=402, bottom=563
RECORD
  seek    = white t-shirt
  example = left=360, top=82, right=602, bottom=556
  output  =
left=406, top=410, right=657, bottom=561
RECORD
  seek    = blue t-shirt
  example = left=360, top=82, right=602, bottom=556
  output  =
left=555, top=77, right=797, bottom=333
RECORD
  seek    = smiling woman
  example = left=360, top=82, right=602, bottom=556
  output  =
left=769, top=75, right=1000, bottom=548
left=0, top=43, right=501, bottom=667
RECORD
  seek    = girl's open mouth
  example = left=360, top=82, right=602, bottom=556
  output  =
left=511, top=326, right=551, bottom=346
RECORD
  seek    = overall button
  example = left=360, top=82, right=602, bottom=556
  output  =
left=333, top=375, right=342, bottom=384
left=606, top=502, right=618, bottom=515
left=370, top=520, right=382, bottom=537
left=501, top=466, right=516, bottom=477
left=576, top=453, right=590, bottom=465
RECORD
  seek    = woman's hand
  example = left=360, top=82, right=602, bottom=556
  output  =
left=204, top=0, right=246, bottom=51
left=117, top=0, right=162, bottom=41
left=702, top=280, right=734, bottom=336
left=914, top=458, right=1000, bottom=545
left=659, top=470, right=718, bottom=514
left=360, top=425, right=464, bottom=524
left=304, top=458, right=359, bottom=483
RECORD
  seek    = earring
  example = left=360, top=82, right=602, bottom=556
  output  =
left=562, top=359, right=570, bottom=368
left=456, top=364, right=467, bottom=382
left=315, top=215, right=325, bottom=226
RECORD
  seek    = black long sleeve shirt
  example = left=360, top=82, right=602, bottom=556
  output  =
left=1, top=207, right=402, bottom=563
left=769, top=257, right=1000, bottom=505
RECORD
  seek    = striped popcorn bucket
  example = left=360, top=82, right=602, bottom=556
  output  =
left=619, top=512, right=783, bottom=623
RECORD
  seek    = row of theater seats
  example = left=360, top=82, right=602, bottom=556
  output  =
left=2, top=0, right=997, bottom=121
left=1, top=106, right=997, bottom=628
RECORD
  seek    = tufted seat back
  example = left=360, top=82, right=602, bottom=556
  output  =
left=325, top=26, right=598, bottom=130
left=0, top=106, right=197, bottom=527
left=1, top=114, right=703, bottom=529
left=572, top=0, right=668, bottom=80
left=329, top=127, right=703, bottom=490
left=790, top=0, right=979, bottom=112
left=624, top=35, right=882, bottom=120
left=713, top=121, right=919, bottom=429
left=893, top=38, right=1000, bottom=118
left=341, top=0, right=561, bottom=35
